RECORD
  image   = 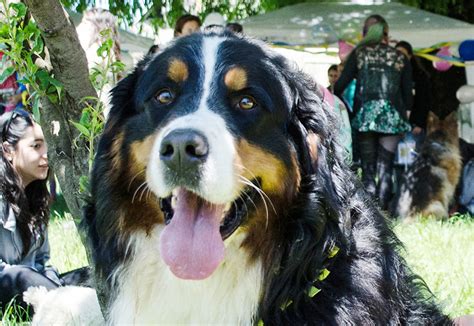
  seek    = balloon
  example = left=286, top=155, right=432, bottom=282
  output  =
left=338, top=40, right=354, bottom=62
left=459, top=40, right=474, bottom=61
left=433, top=46, right=452, bottom=72
left=456, top=85, right=474, bottom=104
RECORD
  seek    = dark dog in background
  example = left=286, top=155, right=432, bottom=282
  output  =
left=394, top=111, right=461, bottom=219
left=83, top=31, right=452, bottom=324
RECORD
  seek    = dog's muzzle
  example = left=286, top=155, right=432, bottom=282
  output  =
left=159, top=129, right=209, bottom=187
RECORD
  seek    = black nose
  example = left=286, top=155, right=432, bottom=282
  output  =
left=160, top=129, right=209, bottom=172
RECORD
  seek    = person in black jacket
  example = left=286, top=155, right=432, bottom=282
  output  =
left=335, top=15, right=413, bottom=210
left=0, top=110, right=89, bottom=314
left=395, top=40, right=431, bottom=145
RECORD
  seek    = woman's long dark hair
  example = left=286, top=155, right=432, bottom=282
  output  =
left=395, top=40, right=431, bottom=78
left=0, top=110, right=50, bottom=256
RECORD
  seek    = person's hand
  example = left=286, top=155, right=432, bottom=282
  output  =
left=6, top=93, right=22, bottom=106
left=412, top=126, right=423, bottom=135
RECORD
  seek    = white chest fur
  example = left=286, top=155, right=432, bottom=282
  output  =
left=108, top=227, right=263, bottom=325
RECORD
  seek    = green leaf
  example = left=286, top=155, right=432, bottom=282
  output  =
left=15, top=30, right=25, bottom=44
left=35, top=69, right=50, bottom=90
left=10, top=3, right=27, bottom=19
left=97, top=38, right=113, bottom=57
left=49, top=78, right=63, bottom=99
left=111, top=60, right=126, bottom=73
left=32, top=34, right=44, bottom=54
left=80, top=110, right=91, bottom=126
left=23, top=21, right=37, bottom=38
left=71, top=121, right=91, bottom=138
left=0, top=23, right=10, bottom=39
left=47, top=93, right=59, bottom=104
left=0, top=66, right=15, bottom=84
left=32, top=97, right=41, bottom=121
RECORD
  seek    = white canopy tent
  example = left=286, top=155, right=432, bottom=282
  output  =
left=242, top=1, right=474, bottom=89
left=242, top=1, right=474, bottom=48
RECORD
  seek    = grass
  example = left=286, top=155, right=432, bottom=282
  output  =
left=1, top=213, right=473, bottom=323
left=48, top=213, right=89, bottom=273
left=393, top=215, right=474, bottom=318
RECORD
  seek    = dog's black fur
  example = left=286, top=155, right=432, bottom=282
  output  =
left=83, top=31, right=452, bottom=324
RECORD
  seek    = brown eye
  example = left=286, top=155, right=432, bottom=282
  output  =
left=156, top=89, right=174, bottom=104
left=238, top=96, right=256, bottom=110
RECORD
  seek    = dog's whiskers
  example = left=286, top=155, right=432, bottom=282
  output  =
left=235, top=191, right=252, bottom=220
left=238, top=175, right=274, bottom=230
left=128, top=169, right=146, bottom=192
left=139, top=183, right=150, bottom=202
left=235, top=167, right=277, bottom=216
left=132, top=181, right=148, bottom=203
left=235, top=164, right=277, bottom=212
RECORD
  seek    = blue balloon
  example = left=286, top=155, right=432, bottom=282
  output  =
left=459, top=40, right=474, bottom=61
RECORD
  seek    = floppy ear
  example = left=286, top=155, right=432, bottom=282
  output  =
left=260, top=66, right=354, bottom=323
left=284, top=69, right=337, bottom=177
left=285, top=66, right=354, bottom=239
left=104, top=57, right=150, bottom=133
left=306, top=133, right=320, bottom=167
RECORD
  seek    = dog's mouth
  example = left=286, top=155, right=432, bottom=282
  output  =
left=158, top=180, right=260, bottom=280
left=160, top=180, right=260, bottom=239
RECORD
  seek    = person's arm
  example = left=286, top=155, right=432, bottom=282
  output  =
left=334, top=50, right=357, bottom=97
left=400, top=57, right=413, bottom=114
left=34, top=232, right=51, bottom=272
left=0, top=199, right=12, bottom=271
left=34, top=231, right=61, bottom=284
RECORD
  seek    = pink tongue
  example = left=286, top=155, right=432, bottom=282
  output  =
left=160, top=188, right=225, bottom=280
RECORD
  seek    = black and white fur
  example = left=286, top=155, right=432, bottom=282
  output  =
left=83, top=31, right=452, bottom=325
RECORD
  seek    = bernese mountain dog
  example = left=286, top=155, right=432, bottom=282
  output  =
left=83, top=31, right=452, bottom=325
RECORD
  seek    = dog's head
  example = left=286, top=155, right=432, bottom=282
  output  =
left=89, top=31, right=349, bottom=283
left=426, top=111, right=459, bottom=146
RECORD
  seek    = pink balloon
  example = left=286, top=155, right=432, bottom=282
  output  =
left=433, top=46, right=452, bottom=72
left=338, top=40, right=354, bottom=62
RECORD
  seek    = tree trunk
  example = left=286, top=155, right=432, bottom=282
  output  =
left=23, top=0, right=96, bottom=230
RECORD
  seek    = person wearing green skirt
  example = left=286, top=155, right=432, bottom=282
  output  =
left=335, top=14, right=412, bottom=210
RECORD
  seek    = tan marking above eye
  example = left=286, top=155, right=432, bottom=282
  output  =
left=224, top=66, right=247, bottom=91
left=167, top=58, right=189, bottom=83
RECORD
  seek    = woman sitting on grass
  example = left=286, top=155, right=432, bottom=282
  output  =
left=0, top=109, right=89, bottom=315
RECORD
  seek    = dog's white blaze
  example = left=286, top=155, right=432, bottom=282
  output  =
left=147, top=36, right=237, bottom=204
left=199, top=36, right=223, bottom=112
left=109, top=228, right=263, bottom=325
